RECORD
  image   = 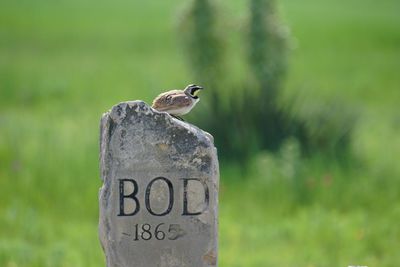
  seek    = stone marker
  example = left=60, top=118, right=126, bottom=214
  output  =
left=99, top=101, right=219, bottom=267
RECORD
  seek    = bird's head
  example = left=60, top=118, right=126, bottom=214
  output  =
left=184, top=84, right=204, bottom=99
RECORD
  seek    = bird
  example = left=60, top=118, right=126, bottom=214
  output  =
left=152, top=84, right=204, bottom=120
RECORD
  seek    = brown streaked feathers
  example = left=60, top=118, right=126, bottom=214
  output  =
left=152, top=90, right=192, bottom=112
left=151, top=84, right=203, bottom=117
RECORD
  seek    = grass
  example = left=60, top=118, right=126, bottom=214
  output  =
left=1, top=0, right=399, bottom=266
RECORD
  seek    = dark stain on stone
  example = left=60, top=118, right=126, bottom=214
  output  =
left=116, top=105, right=123, bottom=117
left=199, top=155, right=212, bottom=172
left=120, top=129, right=127, bottom=138
left=169, top=128, right=198, bottom=155
left=108, top=116, right=117, bottom=142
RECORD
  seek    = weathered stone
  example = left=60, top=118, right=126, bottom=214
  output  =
left=99, top=101, right=219, bottom=267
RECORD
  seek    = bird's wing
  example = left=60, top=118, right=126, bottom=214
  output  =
left=152, top=90, right=192, bottom=111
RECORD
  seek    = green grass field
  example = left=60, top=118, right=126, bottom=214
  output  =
left=1, top=0, right=399, bottom=266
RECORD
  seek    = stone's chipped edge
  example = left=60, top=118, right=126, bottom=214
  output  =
left=106, top=100, right=216, bottom=147
left=203, top=250, right=217, bottom=266
left=99, top=110, right=123, bottom=267
left=99, top=112, right=110, bottom=266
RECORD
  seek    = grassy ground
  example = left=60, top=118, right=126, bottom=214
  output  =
left=1, top=0, right=399, bottom=266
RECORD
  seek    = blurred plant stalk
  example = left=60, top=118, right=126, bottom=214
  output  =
left=178, top=0, right=356, bottom=164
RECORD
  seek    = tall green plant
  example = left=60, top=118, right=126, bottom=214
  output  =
left=177, top=0, right=224, bottom=113
left=178, top=0, right=354, bottom=164
left=248, top=0, right=288, bottom=101
left=177, top=0, right=237, bottom=162
left=177, top=0, right=291, bottom=163
left=244, top=0, right=292, bottom=152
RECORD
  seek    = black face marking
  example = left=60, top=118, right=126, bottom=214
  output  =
left=184, top=84, right=203, bottom=97
left=190, top=87, right=198, bottom=95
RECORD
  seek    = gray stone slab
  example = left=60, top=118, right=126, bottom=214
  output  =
left=99, top=101, right=219, bottom=267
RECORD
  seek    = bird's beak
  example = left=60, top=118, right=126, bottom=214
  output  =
left=193, top=86, right=203, bottom=96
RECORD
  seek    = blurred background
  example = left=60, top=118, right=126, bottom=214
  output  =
left=1, top=0, right=399, bottom=266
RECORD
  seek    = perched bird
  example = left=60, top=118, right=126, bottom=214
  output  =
left=152, top=84, right=204, bottom=120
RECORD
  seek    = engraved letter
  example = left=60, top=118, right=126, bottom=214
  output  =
left=145, top=177, right=174, bottom=216
left=182, top=178, right=209, bottom=216
left=118, top=179, right=140, bottom=216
